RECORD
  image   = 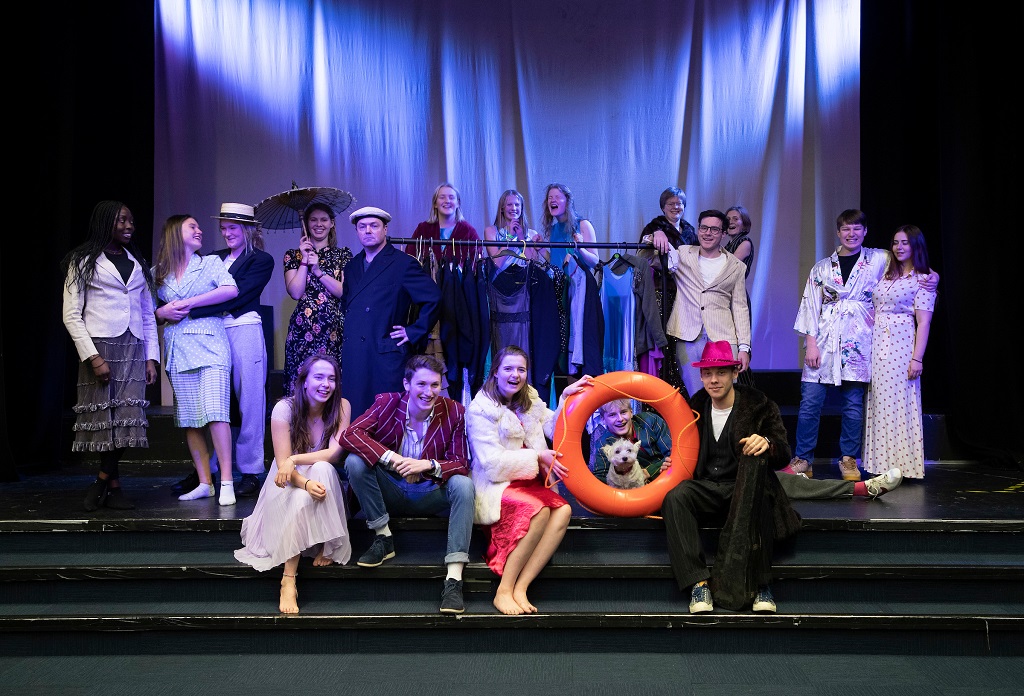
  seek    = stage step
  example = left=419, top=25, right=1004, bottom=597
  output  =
left=2, top=508, right=1022, bottom=656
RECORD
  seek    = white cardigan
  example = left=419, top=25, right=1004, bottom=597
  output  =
left=465, top=386, right=558, bottom=525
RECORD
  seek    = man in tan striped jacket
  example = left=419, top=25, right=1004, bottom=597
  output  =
left=664, top=209, right=751, bottom=398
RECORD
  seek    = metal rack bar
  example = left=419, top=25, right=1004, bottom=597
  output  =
left=388, top=237, right=654, bottom=249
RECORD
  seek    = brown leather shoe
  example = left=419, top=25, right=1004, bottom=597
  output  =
left=779, top=457, right=812, bottom=478
left=839, top=456, right=862, bottom=481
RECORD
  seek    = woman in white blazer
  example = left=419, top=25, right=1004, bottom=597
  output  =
left=61, top=201, right=161, bottom=512
left=465, top=345, right=592, bottom=615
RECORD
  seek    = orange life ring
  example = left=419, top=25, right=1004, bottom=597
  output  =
left=551, top=371, right=699, bottom=517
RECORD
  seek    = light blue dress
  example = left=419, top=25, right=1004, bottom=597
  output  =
left=157, top=253, right=237, bottom=426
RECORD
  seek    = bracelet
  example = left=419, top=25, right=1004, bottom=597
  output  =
left=314, top=270, right=324, bottom=279
left=90, top=356, right=104, bottom=365
left=303, top=479, right=311, bottom=491
left=911, top=358, right=922, bottom=363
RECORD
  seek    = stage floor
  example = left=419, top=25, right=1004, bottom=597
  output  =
left=1, top=459, right=1021, bottom=526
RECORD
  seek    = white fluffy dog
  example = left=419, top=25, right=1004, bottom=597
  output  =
left=601, top=438, right=647, bottom=489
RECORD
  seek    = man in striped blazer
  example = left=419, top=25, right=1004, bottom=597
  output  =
left=339, top=354, right=474, bottom=614
left=665, top=209, right=751, bottom=399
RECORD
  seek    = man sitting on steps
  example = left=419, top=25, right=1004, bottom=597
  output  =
left=339, top=354, right=474, bottom=615
left=662, top=341, right=801, bottom=616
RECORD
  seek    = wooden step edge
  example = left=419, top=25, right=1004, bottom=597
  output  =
left=2, top=517, right=1021, bottom=534
left=2, top=564, right=1022, bottom=582
left=1, top=613, right=1021, bottom=633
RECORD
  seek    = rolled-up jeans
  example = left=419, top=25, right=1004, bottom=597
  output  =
left=344, top=453, right=474, bottom=564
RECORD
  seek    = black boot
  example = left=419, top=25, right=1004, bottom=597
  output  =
left=104, top=486, right=136, bottom=510
left=83, top=478, right=108, bottom=512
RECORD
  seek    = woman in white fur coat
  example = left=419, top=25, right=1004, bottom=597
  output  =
left=466, top=345, right=593, bottom=615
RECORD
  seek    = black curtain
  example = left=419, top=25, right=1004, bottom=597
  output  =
left=861, top=0, right=1021, bottom=468
left=4, top=2, right=156, bottom=479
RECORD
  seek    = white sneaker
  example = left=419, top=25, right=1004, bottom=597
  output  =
left=864, top=468, right=902, bottom=498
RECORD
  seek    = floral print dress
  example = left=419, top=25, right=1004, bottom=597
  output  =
left=281, top=245, right=353, bottom=395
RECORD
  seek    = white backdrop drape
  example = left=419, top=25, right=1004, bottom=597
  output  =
left=154, top=0, right=860, bottom=376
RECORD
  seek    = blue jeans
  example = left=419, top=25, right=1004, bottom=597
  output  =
left=344, top=453, right=474, bottom=564
left=794, top=380, right=866, bottom=461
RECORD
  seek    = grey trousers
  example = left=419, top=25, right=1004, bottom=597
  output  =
left=210, top=322, right=268, bottom=475
left=775, top=472, right=854, bottom=500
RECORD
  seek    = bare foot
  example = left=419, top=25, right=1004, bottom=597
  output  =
left=313, top=550, right=334, bottom=567
left=279, top=576, right=298, bottom=614
left=513, top=590, right=537, bottom=613
left=494, top=589, right=524, bottom=615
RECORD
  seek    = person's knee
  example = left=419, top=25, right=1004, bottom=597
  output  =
left=308, top=460, right=336, bottom=479
left=446, top=474, right=475, bottom=502
left=663, top=481, right=697, bottom=511
left=552, top=504, right=572, bottom=528
left=344, top=453, right=371, bottom=480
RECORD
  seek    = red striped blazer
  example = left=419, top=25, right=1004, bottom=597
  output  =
left=338, top=392, right=470, bottom=482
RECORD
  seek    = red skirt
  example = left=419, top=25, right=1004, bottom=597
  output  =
left=484, top=478, right=568, bottom=576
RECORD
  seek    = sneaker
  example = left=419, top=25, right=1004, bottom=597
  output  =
left=236, top=474, right=261, bottom=498
left=171, top=470, right=199, bottom=495
left=839, top=456, right=862, bottom=481
left=779, top=457, right=812, bottom=478
left=864, top=468, right=903, bottom=498
left=689, top=582, right=713, bottom=614
left=753, top=586, right=777, bottom=613
left=439, top=578, right=465, bottom=614
left=357, top=534, right=396, bottom=568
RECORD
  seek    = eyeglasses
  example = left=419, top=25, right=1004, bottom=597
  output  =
left=698, top=225, right=723, bottom=234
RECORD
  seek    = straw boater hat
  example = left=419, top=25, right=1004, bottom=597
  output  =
left=212, top=203, right=257, bottom=223
left=349, top=206, right=392, bottom=224
left=691, top=340, right=742, bottom=368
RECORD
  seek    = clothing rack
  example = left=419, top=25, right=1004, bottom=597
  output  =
left=388, top=237, right=671, bottom=324
left=387, top=237, right=656, bottom=250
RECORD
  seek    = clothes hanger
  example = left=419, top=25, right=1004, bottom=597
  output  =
left=493, top=237, right=528, bottom=261
left=610, top=242, right=635, bottom=272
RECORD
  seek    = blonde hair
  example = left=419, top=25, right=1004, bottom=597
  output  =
left=427, top=182, right=465, bottom=224
left=492, top=189, right=531, bottom=232
left=154, top=214, right=193, bottom=287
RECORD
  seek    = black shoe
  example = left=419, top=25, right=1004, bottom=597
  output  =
left=103, top=487, right=136, bottom=510
left=83, top=479, right=108, bottom=512
left=439, top=578, right=465, bottom=614
left=171, top=470, right=199, bottom=495
left=236, top=474, right=261, bottom=498
left=356, top=534, right=396, bottom=567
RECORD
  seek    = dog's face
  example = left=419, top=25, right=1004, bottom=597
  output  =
left=602, top=438, right=641, bottom=468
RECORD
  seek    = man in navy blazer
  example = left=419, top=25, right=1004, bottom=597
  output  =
left=339, top=354, right=474, bottom=614
left=340, top=206, right=441, bottom=419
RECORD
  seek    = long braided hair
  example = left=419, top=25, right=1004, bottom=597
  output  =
left=60, top=200, right=156, bottom=295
